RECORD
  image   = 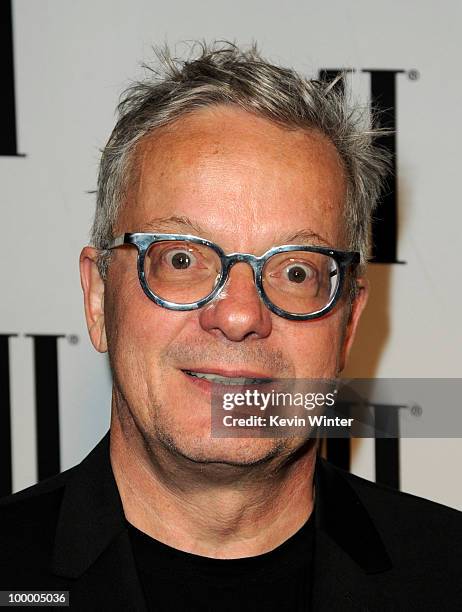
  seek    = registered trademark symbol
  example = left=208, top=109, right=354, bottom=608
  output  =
left=408, top=69, right=420, bottom=81
left=67, top=334, right=79, bottom=345
left=410, top=403, right=422, bottom=417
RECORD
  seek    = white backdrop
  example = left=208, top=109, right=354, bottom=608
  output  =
left=1, top=0, right=461, bottom=509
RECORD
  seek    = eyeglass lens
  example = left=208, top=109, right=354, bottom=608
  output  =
left=144, top=241, right=221, bottom=303
left=262, top=250, right=339, bottom=314
left=143, top=240, right=339, bottom=314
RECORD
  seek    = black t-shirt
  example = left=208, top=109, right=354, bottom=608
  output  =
left=127, top=514, right=314, bottom=612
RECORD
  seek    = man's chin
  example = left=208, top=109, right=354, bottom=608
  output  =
left=156, top=431, right=292, bottom=469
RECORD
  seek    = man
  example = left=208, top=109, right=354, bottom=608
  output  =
left=1, top=42, right=461, bottom=611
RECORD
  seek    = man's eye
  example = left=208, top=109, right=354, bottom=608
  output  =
left=283, top=263, right=316, bottom=284
left=165, top=250, right=195, bottom=270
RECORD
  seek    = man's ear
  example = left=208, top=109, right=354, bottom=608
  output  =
left=79, top=247, right=108, bottom=353
left=338, top=276, right=369, bottom=373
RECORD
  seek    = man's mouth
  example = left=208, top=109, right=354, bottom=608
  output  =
left=183, top=370, right=274, bottom=385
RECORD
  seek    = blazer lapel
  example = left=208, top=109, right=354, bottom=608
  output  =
left=50, top=432, right=147, bottom=611
left=312, top=459, right=396, bottom=611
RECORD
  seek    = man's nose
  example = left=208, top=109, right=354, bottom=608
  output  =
left=198, top=263, right=272, bottom=341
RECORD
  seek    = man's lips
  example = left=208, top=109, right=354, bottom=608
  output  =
left=181, top=368, right=275, bottom=388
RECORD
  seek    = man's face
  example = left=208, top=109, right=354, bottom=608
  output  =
left=81, top=105, right=367, bottom=465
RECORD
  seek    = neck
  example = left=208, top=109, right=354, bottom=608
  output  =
left=110, top=399, right=317, bottom=559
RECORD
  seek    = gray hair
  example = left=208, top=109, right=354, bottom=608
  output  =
left=91, top=41, right=390, bottom=281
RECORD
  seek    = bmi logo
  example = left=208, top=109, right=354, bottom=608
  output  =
left=0, top=334, right=66, bottom=497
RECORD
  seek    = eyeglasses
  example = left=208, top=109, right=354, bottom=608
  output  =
left=106, top=233, right=360, bottom=321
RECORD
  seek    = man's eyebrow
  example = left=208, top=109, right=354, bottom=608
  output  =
left=137, top=216, right=207, bottom=235
left=277, top=229, right=331, bottom=247
left=136, top=217, right=330, bottom=247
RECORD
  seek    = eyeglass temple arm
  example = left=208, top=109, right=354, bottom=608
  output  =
left=105, top=234, right=126, bottom=249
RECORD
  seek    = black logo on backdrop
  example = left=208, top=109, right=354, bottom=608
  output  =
left=319, top=68, right=407, bottom=265
left=0, top=0, right=21, bottom=156
left=0, top=334, right=63, bottom=497
left=319, top=68, right=410, bottom=489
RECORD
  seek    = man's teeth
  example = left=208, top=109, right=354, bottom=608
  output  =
left=185, top=371, right=270, bottom=385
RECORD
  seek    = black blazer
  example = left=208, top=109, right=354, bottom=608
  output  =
left=0, top=433, right=461, bottom=611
